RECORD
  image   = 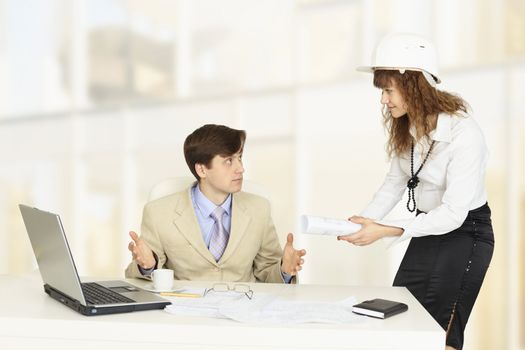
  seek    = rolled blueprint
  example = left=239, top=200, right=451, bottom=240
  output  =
left=300, top=215, right=362, bottom=236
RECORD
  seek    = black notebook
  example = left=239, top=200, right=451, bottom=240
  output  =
left=352, top=298, right=408, bottom=319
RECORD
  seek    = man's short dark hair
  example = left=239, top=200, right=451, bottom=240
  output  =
left=183, top=124, right=246, bottom=180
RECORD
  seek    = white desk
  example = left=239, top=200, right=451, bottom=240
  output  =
left=0, top=273, right=444, bottom=349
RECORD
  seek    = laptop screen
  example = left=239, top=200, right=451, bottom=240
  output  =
left=19, top=205, right=87, bottom=305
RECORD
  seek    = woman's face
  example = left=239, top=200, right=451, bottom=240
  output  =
left=380, top=80, right=407, bottom=118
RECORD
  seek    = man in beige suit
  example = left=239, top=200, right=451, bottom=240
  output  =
left=125, top=124, right=306, bottom=283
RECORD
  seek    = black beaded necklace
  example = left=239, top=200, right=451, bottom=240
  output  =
left=406, top=140, right=436, bottom=212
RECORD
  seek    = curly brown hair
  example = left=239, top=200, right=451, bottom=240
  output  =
left=373, top=70, right=469, bottom=157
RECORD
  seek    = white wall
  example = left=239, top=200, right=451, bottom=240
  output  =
left=0, top=1, right=523, bottom=349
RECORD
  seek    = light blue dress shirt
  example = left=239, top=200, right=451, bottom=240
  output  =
left=191, top=184, right=232, bottom=248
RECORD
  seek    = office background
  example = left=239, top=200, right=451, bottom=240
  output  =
left=0, top=0, right=523, bottom=349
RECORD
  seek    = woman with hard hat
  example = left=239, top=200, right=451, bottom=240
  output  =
left=338, top=33, right=494, bottom=350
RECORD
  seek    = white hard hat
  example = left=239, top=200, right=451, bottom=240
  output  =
left=357, top=33, right=440, bottom=87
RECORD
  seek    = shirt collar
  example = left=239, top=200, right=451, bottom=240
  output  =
left=409, top=114, right=452, bottom=143
left=430, top=114, right=452, bottom=143
left=193, top=183, right=232, bottom=218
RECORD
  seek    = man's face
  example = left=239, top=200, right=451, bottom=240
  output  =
left=199, top=150, right=244, bottom=199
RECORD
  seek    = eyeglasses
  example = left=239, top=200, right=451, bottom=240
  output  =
left=203, top=283, right=254, bottom=300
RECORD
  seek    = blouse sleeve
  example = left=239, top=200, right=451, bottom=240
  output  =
left=360, top=156, right=409, bottom=221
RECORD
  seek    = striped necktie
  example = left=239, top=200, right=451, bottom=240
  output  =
left=209, top=206, right=229, bottom=261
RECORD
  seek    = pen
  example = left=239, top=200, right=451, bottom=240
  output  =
left=159, top=292, right=201, bottom=298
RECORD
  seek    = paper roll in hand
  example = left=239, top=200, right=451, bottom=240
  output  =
left=300, top=215, right=362, bottom=236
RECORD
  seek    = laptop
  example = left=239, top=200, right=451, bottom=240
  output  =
left=19, top=204, right=171, bottom=316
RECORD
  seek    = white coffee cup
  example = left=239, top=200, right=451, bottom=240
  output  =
left=152, top=268, right=174, bottom=291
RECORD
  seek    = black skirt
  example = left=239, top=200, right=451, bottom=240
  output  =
left=393, top=203, right=494, bottom=350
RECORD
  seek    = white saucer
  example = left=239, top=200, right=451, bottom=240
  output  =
left=142, top=283, right=180, bottom=293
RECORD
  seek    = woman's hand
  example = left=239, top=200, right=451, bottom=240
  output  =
left=337, top=216, right=403, bottom=246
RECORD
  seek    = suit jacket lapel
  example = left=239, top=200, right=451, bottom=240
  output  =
left=172, top=189, right=217, bottom=265
left=220, top=193, right=251, bottom=264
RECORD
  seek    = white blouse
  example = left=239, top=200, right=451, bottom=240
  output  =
left=360, top=113, right=489, bottom=246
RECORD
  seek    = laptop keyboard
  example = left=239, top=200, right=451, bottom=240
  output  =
left=82, top=282, right=135, bottom=305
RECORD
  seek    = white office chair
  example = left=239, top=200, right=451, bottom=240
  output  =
left=148, top=176, right=269, bottom=202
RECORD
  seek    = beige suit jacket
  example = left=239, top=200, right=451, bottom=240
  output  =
left=125, top=187, right=287, bottom=283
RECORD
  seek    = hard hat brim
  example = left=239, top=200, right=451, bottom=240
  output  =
left=355, top=66, right=441, bottom=84
left=356, top=66, right=374, bottom=73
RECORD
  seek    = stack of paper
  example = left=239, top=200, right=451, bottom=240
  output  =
left=164, top=289, right=363, bottom=324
